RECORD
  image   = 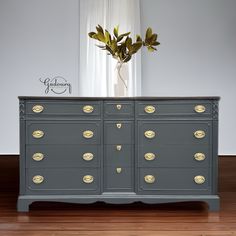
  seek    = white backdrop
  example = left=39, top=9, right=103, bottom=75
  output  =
left=0, top=0, right=236, bottom=154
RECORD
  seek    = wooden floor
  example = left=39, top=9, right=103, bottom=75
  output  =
left=0, top=156, right=235, bottom=236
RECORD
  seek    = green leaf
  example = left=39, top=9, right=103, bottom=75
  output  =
left=123, top=54, right=132, bottom=63
left=145, top=27, right=152, bottom=39
left=125, top=37, right=132, bottom=50
left=105, top=30, right=111, bottom=44
left=136, top=34, right=142, bottom=42
left=117, top=32, right=130, bottom=42
left=97, top=31, right=106, bottom=43
left=152, top=41, right=160, bottom=46
left=150, top=33, right=157, bottom=42
left=88, top=32, right=96, bottom=38
left=96, top=24, right=104, bottom=34
left=114, top=25, right=119, bottom=38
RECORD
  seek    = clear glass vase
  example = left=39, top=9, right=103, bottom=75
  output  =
left=114, top=61, right=128, bottom=97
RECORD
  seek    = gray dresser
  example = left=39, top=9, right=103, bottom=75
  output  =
left=18, top=97, right=220, bottom=212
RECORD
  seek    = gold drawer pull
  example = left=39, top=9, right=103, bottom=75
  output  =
left=116, top=123, right=122, bottom=129
left=194, top=175, right=205, bottom=184
left=32, top=175, right=44, bottom=184
left=194, top=130, right=206, bottom=139
left=144, top=153, right=156, bottom=161
left=83, top=130, right=94, bottom=139
left=144, top=130, right=156, bottom=139
left=32, top=130, right=44, bottom=139
left=144, top=105, right=155, bottom=114
left=194, top=153, right=206, bottom=161
left=116, top=104, right=122, bottom=110
left=116, top=167, right=122, bottom=173
left=32, top=153, right=44, bottom=161
left=144, top=175, right=155, bottom=184
left=83, top=152, right=94, bottom=161
left=32, top=105, right=44, bottom=113
left=83, top=105, right=94, bottom=113
left=116, top=145, right=122, bottom=151
left=194, top=105, right=206, bottom=113
left=83, top=175, right=94, bottom=184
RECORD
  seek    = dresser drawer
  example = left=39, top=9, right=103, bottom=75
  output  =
left=138, top=168, right=211, bottom=193
left=104, top=101, right=134, bottom=118
left=26, top=168, right=100, bottom=194
left=136, top=101, right=212, bottom=117
left=138, top=121, right=211, bottom=146
left=27, top=121, right=101, bottom=144
left=104, top=121, right=134, bottom=144
left=138, top=145, right=210, bottom=167
left=26, top=145, right=100, bottom=168
left=26, top=101, right=101, bottom=117
left=105, top=145, right=133, bottom=167
left=104, top=167, right=133, bottom=191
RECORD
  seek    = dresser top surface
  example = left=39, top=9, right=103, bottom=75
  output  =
left=18, top=96, right=220, bottom=101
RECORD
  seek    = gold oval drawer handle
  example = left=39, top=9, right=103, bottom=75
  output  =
left=83, top=152, right=94, bottom=161
left=83, top=130, right=94, bottom=139
left=116, top=104, right=122, bottom=110
left=194, top=130, right=206, bottom=139
left=83, top=175, right=94, bottom=184
left=144, top=153, right=156, bottom=161
left=32, top=130, right=44, bottom=139
left=194, top=153, right=206, bottom=161
left=116, top=145, right=122, bottom=151
left=116, top=167, right=122, bottom=173
left=32, top=153, right=44, bottom=161
left=144, top=130, right=156, bottom=139
left=83, top=105, right=94, bottom=113
left=116, top=123, right=122, bottom=129
left=144, top=105, right=156, bottom=114
left=32, top=105, right=44, bottom=113
left=32, top=175, right=44, bottom=184
left=194, top=105, right=206, bottom=113
left=194, top=175, right=205, bottom=184
left=144, top=175, right=155, bottom=184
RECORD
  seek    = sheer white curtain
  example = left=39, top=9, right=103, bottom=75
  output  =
left=79, top=0, right=141, bottom=96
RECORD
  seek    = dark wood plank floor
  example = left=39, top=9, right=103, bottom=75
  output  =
left=0, top=155, right=235, bottom=236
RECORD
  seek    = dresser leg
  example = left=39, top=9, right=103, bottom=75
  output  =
left=207, top=199, right=220, bottom=211
left=17, top=198, right=30, bottom=212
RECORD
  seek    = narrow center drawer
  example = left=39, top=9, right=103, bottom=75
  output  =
left=104, top=101, right=134, bottom=118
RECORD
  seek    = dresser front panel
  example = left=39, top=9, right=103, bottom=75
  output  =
left=104, top=167, right=133, bottom=191
left=26, top=101, right=101, bottom=117
left=26, top=168, right=100, bottom=194
left=138, top=121, right=211, bottom=146
left=136, top=101, right=212, bottom=118
left=27, top=121, right=101, bottom=145
left=138, top=168, right=211, bottom=194
left=104, top=121, right=134, bottom=144
left=26, top=145, right=100, bottom=168
left=138, top=145, right=210, bottom=167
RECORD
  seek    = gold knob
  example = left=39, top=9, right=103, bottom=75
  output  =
left=32, top=175, right=44, bottom=184
left=116, top=145, right=122, bottom=151
left=32, top=130, right=44, bottom=139
left=116, top=123, right=122, bottom=129
left=194, top=175, right=205, bottom=184
left=194, top=153, right=206, bottom=161
left=83, top=130, right=94, bottom=139
left=144, top=153, right=156, bottom=161
left=83, top=175, right=94, bottom=184
left=144, top=175, right=155, bottom=184
left=144, top=105, right=156, bottom=114
left=82, top=152, right=94, bottom=161
left=116, top=104, right=122, bottom=110
left=32, top=153, right=44, bottom=161
left=116, top=168, right=122, bottom=173
left=83, top=105, right=94, bottom=113
left=32, top=105, right=44, bottom=113
left=194, top=105, right=206, bottom=113
left=144, top=130, right=156, bottom=139
left=194, top=130, right=206, bottom=139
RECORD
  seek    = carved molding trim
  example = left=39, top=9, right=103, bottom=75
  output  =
left=19, top=101, right=25, bottom=120
left=212, top=101, right=219, bottom=120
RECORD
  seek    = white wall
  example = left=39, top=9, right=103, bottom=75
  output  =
left=0, top=0, right=235, bottom=154
left=140, top=0, right=236, bottom=155
left=0, top=0, right=79, bottom=154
